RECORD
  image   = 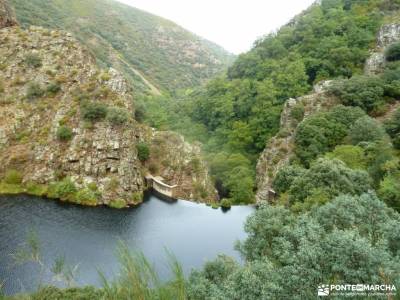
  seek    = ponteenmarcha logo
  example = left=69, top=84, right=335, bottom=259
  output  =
left=318, top=284, right=397, bottom=297
left=318, top=285, right=330, bottom=296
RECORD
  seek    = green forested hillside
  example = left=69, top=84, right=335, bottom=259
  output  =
left=10, top=0, right=234, bottom=95
left=143, top=0, right=400, bottom=204
left=4, top=0, right=400, bottom=299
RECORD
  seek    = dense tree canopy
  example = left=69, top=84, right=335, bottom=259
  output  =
left=188, top=194, right=400, bottom=299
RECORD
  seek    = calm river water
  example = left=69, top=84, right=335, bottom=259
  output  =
left=0, top=194, right=254, bottom=295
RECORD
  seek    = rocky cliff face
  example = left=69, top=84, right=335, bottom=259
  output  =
left=0, top=0, right=17, bottom=29
left=0, top=23, right=216, bottom=206
left=365, top=23, right=400, bottom=74
left=147, top=131, right=217, bottom=202
left=255, top=83, right=338, bottom=203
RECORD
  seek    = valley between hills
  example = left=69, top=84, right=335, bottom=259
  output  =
left=1, top=0, right=400, bottom=299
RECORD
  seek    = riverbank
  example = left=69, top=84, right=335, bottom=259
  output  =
left=0, top=180, right=144, bottom=209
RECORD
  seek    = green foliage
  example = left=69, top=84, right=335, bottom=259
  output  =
left=272, top=165, right=306, bottom=194
left=56, top=126, right=73, bottom=141
left=229, top=1, right=381, bottom=82
left=364, top=141, right=397, bottom=185
left=108, top=199, right=126, bottom=209
left=80, top=101, right=108, bottom=121
left=28, top=286, right=103, bottom=300
left=294, top=105, right=365, bottom=166
left=379, top=172, right=400, bottom=212
left=75, top=188, right=98, bottom=205
left=220, top=198, right=232, bottom=209
left=108, top=0, right=387, bottom=199
left=26, top=82, right=45, bottom=99
left=348, top=116, right=387, bottom=145
left=328, top=76, right=386, bottom=113
left=290, top=103, right=305, bottom=123
left=46, top=82, right=61, bottom=95
left=325, top=145, right=366, bottom=169
left=131, top=191, right=143, bottom=203
left=24, top=53, right=42, bottom=68
left=384, top=107, right=400, bottom=149
left=288, top=158, right=371, bottom=206
left=3, top=170, right=23, bottom=185
left=209, top=153, right=255, bottom=203
left=25, top=181, right=48, bottom=197
left=48, top=178, right=77, bottom=201
left=106, top=107, right=129, bottom=125
left=226, top=167, right=255, bottom=204
left=385, top=42, right=400, bottom=61
left=99, top=244, right=187, bottom=300
left=188, top=194, right=400, bottom=299
left=136, top=143, right=150, bottom=162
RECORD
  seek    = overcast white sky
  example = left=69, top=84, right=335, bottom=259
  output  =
left=115, top=0, right=316, bottom=54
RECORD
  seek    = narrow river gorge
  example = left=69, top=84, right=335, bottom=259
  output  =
left=0, top=194, right=254, bottom=295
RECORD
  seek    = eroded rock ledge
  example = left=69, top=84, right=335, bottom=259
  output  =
left=0, top=24, right=217, bottom=207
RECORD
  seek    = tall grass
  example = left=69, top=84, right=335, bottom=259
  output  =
left=5, top=237, right=187, bottom=299
left=99, top=243, right=187, bottom=300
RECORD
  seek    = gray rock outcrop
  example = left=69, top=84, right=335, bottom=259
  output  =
left=0, top=0, right=18, bottom=29
left=255, top=82, right=338, bottom=203
left=365, top=23, right=400, bottom=75
left=0, top=21, right=219, bottom=207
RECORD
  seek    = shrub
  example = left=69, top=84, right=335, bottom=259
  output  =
left=328, top=76, right=385, bottom=113
left=290, top=103, right=305, bottom=123
left=26, top=181, right=47, bottom=197
left=26, top=82, right=45, bottom=99
left=325, top=145, right=366, bottom=169
left=137, top=143, right=150, bottom=162
left=49, top=178, right=77, bottom=200
left=348, top=116, right=386, bottom=145
left=107, top=107, right=129, bottom=125
left=273, top=165, right=305, bottom=194
left=194, top=183, right=209, bottom=199
left=56, top=126, right=73, bottom=141
left=31, top=286, right=103, bottom=299
left=25, top=53, right=42, bottom=68
left=75, top=188, right=98, bottom=205
left=0, top=79, right=4, bottom=93
left=288, top=158, right=371, bottom=205
left=81, top=101, right=108, bottom=121
left=385, top=42, right=400, bottom=61
left=47, top=82, right=61, bottom=95
left=100, top=72, right=111, bottom=81
left=294, top=106, right=367, bottom=166
left=220, top=198, right=232, bottom=208
left=378, top=173, right=400, bottom=212
left=87, top=182, right=98, bottom=191
left=131, top=192, right=143, bottom=203
left=109, top=199, right=126, bottom=209
left=384, top=108, right=400, bottom=149
left=294, top=113, right=347, bottom=166
left=4, top=170, right=23, bottom=185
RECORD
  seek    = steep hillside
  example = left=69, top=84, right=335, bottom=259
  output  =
left=256, top=20, right=400, bottom=211
left=145, top=0, right=398, bottom=205
left=9, top=0, right=234, bottom=96
left=0, top=13, right=217, bottom=206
